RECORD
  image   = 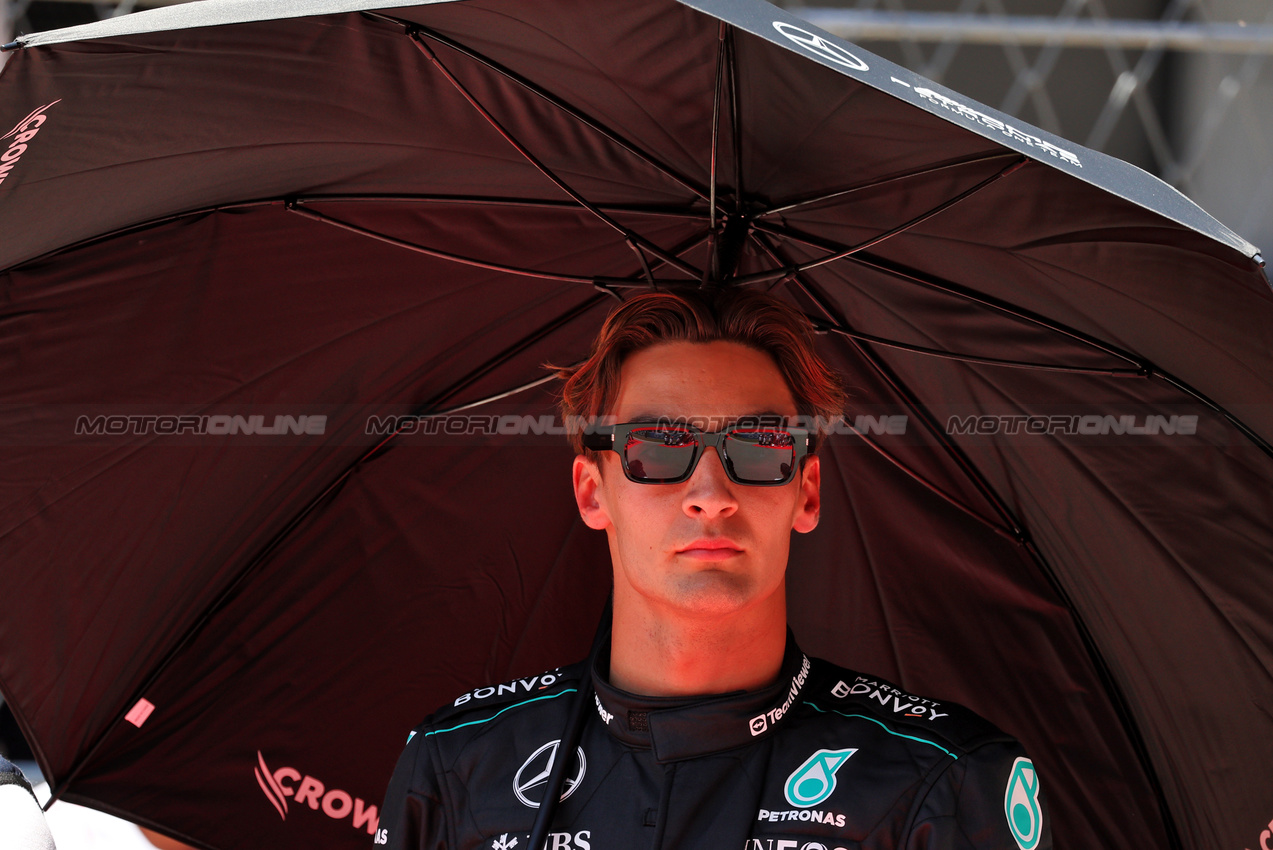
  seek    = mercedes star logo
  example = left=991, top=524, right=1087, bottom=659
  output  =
left=512, top=740, right=587, bottom=808
left=772, top=22, right=869, bottom=72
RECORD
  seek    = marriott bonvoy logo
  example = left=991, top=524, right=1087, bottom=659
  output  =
left=0, top=100, right=59, bottom=188
left=254, top=751, right=380, bottom=836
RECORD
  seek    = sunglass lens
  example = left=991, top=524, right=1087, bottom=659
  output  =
left=723, top=430, right=796, bottom=483
left=625, top=428, right=697, bottom=481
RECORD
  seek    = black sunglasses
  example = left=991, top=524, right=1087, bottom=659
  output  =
left=581, top=421, right=811, bottom=486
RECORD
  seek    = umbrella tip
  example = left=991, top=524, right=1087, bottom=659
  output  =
left=1255, top=253, right=1265, bottom=268
left=1, top=41, right=22, bottom=52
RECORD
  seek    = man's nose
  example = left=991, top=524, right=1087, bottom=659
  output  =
left=683, top=447, right=739, bottom=518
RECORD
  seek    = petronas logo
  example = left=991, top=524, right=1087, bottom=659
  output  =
left=1004, top=758, right=1043, bottom=849
left=783, top=748, right=856, bottom=808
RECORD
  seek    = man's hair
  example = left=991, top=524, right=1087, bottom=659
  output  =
left=557, top=287, right=847, bottom=454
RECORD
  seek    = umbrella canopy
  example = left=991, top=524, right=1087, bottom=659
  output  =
left=0, top=1, right=1270, bottom=848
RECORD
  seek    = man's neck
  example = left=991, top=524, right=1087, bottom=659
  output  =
left=606, top=597, right=788, bottom=697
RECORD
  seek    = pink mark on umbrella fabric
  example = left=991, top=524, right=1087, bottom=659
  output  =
left=125, top=698, right=155, bottom=727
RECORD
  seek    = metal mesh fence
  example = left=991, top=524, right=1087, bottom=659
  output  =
left=780, top=0, right=1273, bottom=255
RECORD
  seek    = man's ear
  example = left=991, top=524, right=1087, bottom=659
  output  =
left=792, top=454, right=821, bottom=534
left=572, top=454, right=612, bottom=531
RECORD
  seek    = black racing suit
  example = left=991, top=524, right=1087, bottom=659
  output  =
left=378, top=637, right=1051, bottom=850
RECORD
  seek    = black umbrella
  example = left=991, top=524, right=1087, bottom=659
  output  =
left=0, top=1, right=1270, bottom=848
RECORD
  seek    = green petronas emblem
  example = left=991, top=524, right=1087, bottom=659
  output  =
left=784, top=748, right=857, bottom=808
left=1004, top=757, right=1043, bottom=850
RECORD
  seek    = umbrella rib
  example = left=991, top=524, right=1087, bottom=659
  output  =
left=749, top=235, right=1018, bottom=536
left=391, top=19, right=709, bottom=203
left=578, top=223, right=718, bottom=297
left=841, top=426, right=1022, bottom=542
left=0, top=195, right=709, bottom=274
left=287, top=202, right=638, bottom=286
left=409, top=293, right=610, bottom=417
left=633, top=228, right=716, bottom=291
left=814, top=322, right=1145, bottom=376
left=757, top=150, right=1024, bottom=219
left=709, top=22, right=725, bottom=235
left=802, top=277, right=1018, bottom=532
left=41, top=295, right=609, bottom=809
left=367, top=297, right=608, bottom=455
left=425, top=371, right=566, bottom=415
left=1155, top=372, right=1273, bottom=460
left=1014, top=551, right=1186, bottom=850
left=734, top=156, right=1031, bottom=285
left=4, top=198, right=280, bottom=270
left=727, top=25, right=743, bottom=216
left=299, top=193, right=708, bottom=292
left=753, top=220, right=1147, bottom=370
left=763, top=240, right=1026, bottom=536
left=593, top=228, right=717, bottom=297
left=628, top=236, right=656, bottom=286
left=294, top=194, right=710, bottom=220
left=408, top=33, right=704, bottom=282
left=746, top=229, right=1141, bottom=374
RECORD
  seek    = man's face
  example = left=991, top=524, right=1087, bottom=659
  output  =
left=572, top=340, right=821, bottom=622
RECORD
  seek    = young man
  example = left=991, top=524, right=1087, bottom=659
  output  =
left=379, top=287, right=1050, bottom=850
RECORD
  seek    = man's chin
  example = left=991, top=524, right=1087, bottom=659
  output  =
left=663, top=573, right=760, bottom=618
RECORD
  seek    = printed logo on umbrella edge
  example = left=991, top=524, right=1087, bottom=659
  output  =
left=255, top=751, right=290, bottom=819
left=1245, top=813, right=1273, bottom=850
left=772, top=22, right=869, bottom=72
left=784, top=748, right=857, bottom=808
left=0, top=99, right=60, bottom=189
left=513, top=740, right=586, bottom=808
left=1004, top=757, right=1042, bottom=849
left=253, top=750, right=381, bottom=835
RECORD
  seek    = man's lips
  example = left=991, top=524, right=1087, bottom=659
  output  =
left=676, top=539, right=744, bottom=560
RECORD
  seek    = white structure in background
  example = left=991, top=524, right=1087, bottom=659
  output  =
left=18, top=768, right=161, bottom=850
left=40, top=795, right=160, bottom=850
left=791, top=0, right=1273, bottom=260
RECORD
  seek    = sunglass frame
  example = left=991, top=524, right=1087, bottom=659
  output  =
left=581, top=421, right=811, bottom=486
